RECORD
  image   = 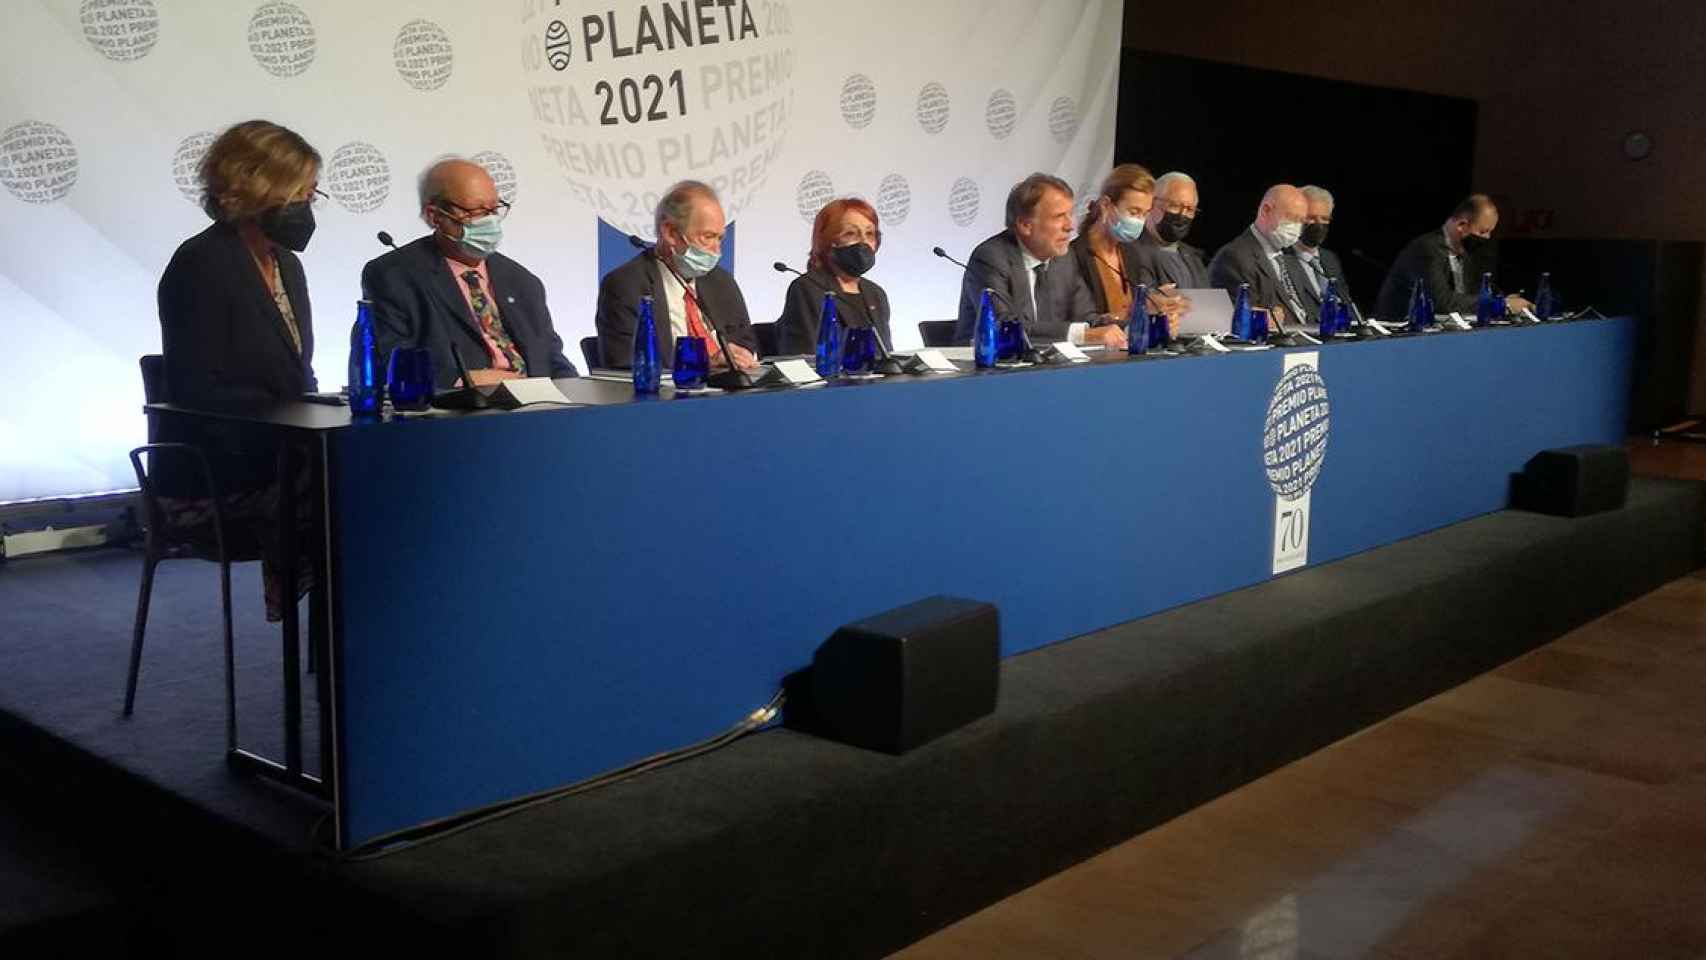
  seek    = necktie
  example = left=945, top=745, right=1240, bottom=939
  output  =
left=1307, top=256, right=1331, bottom=297
left=682, top=282, right=721, bottom=359
left=1272, top=252, right=1306, bottom=319
left=462, top=270, right=526, bottom=375
left=1032, top=262, right=1048, bottom=329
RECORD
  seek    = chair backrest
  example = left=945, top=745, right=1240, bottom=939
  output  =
left=579, top=336, right=602, bottom=370
left=751, top=321, right=781, bottom=359
left=917, top=320, right=960, bottom=347
left=140, top=354, right=166, bottom=443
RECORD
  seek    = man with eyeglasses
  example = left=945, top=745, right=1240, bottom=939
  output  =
left=363, top=157, right=576, bottom=389
left=1134, top=171, right=1211, bottom=291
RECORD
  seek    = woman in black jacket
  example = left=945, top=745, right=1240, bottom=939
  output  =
left=776, top=197, right=893, bottom=357
left=156, top=119, right=321, bottom=620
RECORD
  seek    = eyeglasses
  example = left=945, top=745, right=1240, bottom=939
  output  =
left=435, top=197, right=512, bottom=221
left=1161, top=203, right=1200, bottom=217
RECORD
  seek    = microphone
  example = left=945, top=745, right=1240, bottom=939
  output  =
left=774, top=261, right=924, bottom=375
left=377, top=230, right=397, bottom=250
left=1349, top=248, right=1389, bottom=271
left=431, top=342, right=520, bottom=411
left=628, top=234, right=784, bottom=390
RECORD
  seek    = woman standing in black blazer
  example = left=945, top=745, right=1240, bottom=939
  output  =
left=156, top=119, right=321, bottom=619
left=777, top=197, right=893, bottom=357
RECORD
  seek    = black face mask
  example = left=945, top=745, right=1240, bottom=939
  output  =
left=1300, top=222, right=1330, bottom=248
left=1460, top=231, right=1490, bottom=255
left=830, top=242, right=876, bottom=277
left=258, top=200, right=316, bottom=252
left=1155, top=211, right=1193, bottom=244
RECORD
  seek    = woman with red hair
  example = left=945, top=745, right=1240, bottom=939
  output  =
left=777, top=197, right=893, bottom=356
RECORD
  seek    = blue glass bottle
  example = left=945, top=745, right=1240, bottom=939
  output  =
left=1534, top=272, right=1555, bottom=320
left=1125, top=282, right=1151, bottom=356
left=814, top=292, right=842, bottom=378
left=1406, top=280, right=1426, bottom=332
left=1231, top=283, right=1254, bottom=341
left=1475, top=272, right=1497, bottom=326
left=348, top=300, right=381, bottom=417
left=632, top=295, right=661, bottom=395
left=1318, top=278, right=1341, bottom=338
left=973, top=288, right=999, bottom=369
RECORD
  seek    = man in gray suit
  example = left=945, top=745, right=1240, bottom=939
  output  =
left=1283, top=185, right=1358, bottom=323
left=1209, top=184, right=1310, bottom=328
left=954, top=173, right=1123, bottom=348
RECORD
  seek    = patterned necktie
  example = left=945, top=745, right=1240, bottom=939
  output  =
left=682, top=282, right=720, bottom=358
left=462, top=270, right=526, bottom=375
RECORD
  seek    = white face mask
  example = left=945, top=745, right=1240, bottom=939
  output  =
left=1270, top=220, right=1303, bottom=249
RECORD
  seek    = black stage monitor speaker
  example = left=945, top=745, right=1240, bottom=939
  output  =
left=1513, top=445, right=1630, bottom=517
left=811, top=596, right=999, bottom=755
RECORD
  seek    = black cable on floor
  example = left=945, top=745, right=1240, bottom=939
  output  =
left=317, top=690, right=784, bottom=862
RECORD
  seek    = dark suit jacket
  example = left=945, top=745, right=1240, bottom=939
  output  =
left=776, top=269, right=892, bottom=356
left=361, top=237, right=576, bottom=390
left=156, top=220, right=317, bottom=496
left=595, top=250, right=759, bottom=369
left=1209, top=227, right=1306, bottom=320
left=1067, top=233, right=1150, bottom=319
left=1283, top=246, right=1356, bottom=322
left=1133, top=229, right=1211, bottom=290
left=1375, top=230, right=1490, bottom=320
left=953, top=230, right=1098, bottom=344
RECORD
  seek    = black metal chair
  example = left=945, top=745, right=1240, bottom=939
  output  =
left=917, top=320, right=960, bottom=347
left=751, top=321, right=781, bottom=359
left=579, top=335, right=602, bottom=370
left=126, top=355, right=262, bottom=748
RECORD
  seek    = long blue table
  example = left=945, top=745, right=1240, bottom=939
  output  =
left=313, top=318, right=1633, bottom=848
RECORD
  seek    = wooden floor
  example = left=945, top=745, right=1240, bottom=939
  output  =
left=894, top=441, right=1706, bottom=960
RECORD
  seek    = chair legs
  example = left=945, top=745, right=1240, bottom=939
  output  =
left=220, top=558, right=237, bottom=753
left=122, top=551, right=160, bottom=715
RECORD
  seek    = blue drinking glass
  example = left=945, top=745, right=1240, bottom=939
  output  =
left=997, top=319, right=1025, bottom=362
left=386, top=346, right=434, bottom=411
left=842, top=326, right=878, bottom=376
left=1149, top=310, right=1170, bottom=350
left=1251, top=307, right=1270, bottom=343
left=1534, top=272, right=1556, bottom=320
left=672, top=336, right=709, bottom=390
left=1231, top=283, right=1254, bottom=341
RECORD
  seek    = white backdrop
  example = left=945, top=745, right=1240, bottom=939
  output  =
left=0, top=0, right=1121, bottom=502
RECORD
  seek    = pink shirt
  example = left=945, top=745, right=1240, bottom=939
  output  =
left=445, top=257, right=514, bottom=371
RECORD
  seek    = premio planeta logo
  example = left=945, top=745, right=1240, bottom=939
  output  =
left=874, top=173, right=910, bottom=226
left=80, top=0, right=160, bottom=62
left=1262, top=363, right=1331, bottom=499
left=248, top=2, right=315, bottom=78
left=0, top=122, right=78, bottom=204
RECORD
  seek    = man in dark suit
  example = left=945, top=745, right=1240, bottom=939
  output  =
left=953, top=173, right=1119, bottom=348
left=596, top=180, right=760, bottom=370
left=1134, top=171, right=1211, bottom=291
left=1282, top=185, right=1358, bottom=323
left=1375, top=194, right=1533, bottom=320
left=1209, top=184, right=1311, bottom=328
left=363, top=158, right=576, bottom=390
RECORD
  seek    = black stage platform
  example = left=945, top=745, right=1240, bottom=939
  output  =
left=1, top=477, right=1701, bottom=956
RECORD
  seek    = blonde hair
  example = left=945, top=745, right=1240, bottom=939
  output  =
left=199, top=120, right=321, bottom=222
left=1081, top=163, right=1155, bottom=235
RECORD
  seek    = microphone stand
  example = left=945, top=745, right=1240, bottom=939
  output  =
left=931, top=247, right=1063, bottom=365
left=628, top=235, right=785, bottom=391
left=772, top=262, right=927, bottom=375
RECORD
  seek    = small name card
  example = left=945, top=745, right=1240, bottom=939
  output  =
left=1199, top=335, right=1230, bottom=353
left=1447, top=312, right=1473, bottom=330
left=1365, top=318, right=1393, bottom=336
left=496, top=378, right=573, bottom=406
left=772, top=359, right=823, bottom=385
left=1051, top=341, right=1093, bottom=362
left=914, top=349, right=958, bottom=373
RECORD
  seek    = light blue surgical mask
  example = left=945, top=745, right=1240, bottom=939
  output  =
left=675, top=243, right=720, bottom=280
left=452, top=214, right=503, bottom=260
left=1110, top=213, right=1146, bottom=244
